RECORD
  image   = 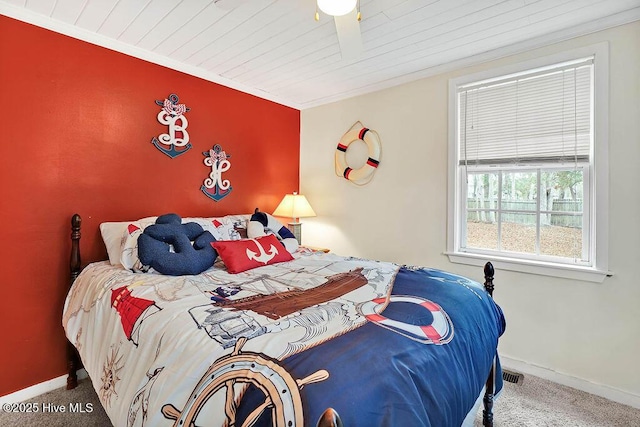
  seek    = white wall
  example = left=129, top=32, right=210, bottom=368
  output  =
left=300, top=21, right=640, bottom=406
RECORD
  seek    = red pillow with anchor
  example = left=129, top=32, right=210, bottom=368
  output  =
left=211, top=234, right=294, bottom=274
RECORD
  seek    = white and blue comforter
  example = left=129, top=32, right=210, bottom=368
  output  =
left=63, top=251, right=505, bottom=427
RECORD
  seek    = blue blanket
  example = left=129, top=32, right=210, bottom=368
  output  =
left=236, top=266, right=506, bottom=426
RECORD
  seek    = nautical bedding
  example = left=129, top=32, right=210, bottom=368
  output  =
left=63, top=250, right=505, bottom=427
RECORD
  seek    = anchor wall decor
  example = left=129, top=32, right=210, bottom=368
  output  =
left=201, top=144, right=232, bottom=202
left=151, top=93, right=191, bottom=158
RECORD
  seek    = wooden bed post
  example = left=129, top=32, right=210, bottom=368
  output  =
left=66, top=213, right=82, bottom=390
left=482, top=261, right=495, bottom=427
left=317, top=408, right=343, bottom=427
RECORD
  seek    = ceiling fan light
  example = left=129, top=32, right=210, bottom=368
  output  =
left=317, top=0, right=357, bottom=17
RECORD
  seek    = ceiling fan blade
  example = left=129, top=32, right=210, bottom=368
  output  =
left=334, top=8, right=363, bottom=61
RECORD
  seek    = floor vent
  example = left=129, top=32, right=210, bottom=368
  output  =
left=502, top=369, right=525, bottom=385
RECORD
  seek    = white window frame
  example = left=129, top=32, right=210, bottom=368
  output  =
left=446, top=43, right=610, bottom=283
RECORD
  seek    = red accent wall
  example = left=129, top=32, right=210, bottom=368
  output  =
left=0, top=16, right=300, bottom=396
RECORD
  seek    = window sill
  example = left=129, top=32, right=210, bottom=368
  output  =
left=445, top=252, right=612, bottom=283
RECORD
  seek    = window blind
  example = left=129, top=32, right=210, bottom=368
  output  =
left=458, top=57, right=593, bottom=165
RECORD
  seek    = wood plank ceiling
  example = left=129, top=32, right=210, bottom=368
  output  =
left=1, top=0, right=639, bottom=109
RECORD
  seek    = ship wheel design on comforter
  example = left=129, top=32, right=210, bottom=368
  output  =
left=161, top=337, right=329, bottom=427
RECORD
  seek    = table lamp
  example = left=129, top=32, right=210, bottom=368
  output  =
left=273, top=192, right=316, bottom=244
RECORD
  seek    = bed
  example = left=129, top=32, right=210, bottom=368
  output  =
left=63, top=213, right=505, bottom=427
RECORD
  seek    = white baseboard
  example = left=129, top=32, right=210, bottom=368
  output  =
left=0, top=370, right=88, bottom=405
left=501, top=355, right=640, bottom=409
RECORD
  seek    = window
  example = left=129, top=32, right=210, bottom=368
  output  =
left=447, top=45, right=609, bottom=282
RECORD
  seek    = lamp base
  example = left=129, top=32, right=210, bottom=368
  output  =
left=287, top=222, right=302, bottom=245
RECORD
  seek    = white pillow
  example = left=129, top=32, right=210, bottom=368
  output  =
left=119, top=217, right=159, bottom=271
left=183, top=217, right=225, bottom=240
left=220, top=214, right=250, bottom=239
left=185, top=215, right=250, bottom=241
left=100, top=217, right=157, bottom=266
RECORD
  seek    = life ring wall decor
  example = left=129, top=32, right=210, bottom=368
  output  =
left=335, top=122, right=381, bottom=185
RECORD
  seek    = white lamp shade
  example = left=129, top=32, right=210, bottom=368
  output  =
left=273, top=193, right=316, bottom=221
left=317, top=0, right=357, bottom=16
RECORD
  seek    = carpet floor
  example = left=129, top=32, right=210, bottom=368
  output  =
left=1, top=373, right=639, bottom=426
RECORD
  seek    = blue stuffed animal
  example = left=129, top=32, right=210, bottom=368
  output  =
left=138, top=213, right=217, bottom=276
